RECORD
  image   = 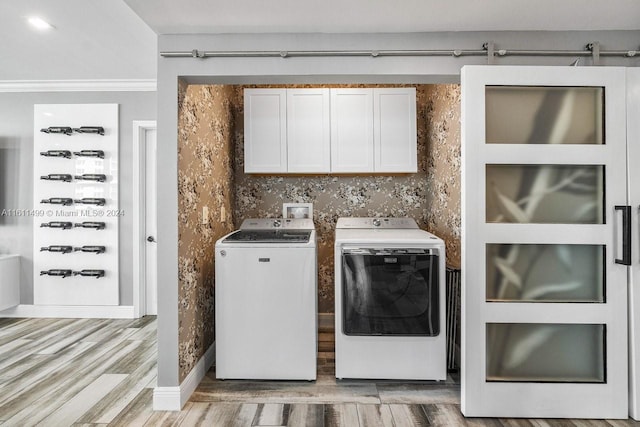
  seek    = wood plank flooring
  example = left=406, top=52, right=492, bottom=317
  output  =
left=0, top=316, right=639, bottom=426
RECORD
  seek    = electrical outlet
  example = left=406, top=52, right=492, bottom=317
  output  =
left=221, top=205, right=226, bottom=222
left=202, top=206, right=209, bottom=224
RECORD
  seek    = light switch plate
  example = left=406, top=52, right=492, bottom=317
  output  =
left=202, top=206, right=209, bottom=224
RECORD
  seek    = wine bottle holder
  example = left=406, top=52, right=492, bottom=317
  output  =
left=74, top=246, right=106, bottom=254
left=40, top=150, right=72, bottom=159
left=41, top=197, right=73, bottom=206
left=41, top=174, right=73, bottom=182
left=74, top=198, right=106, bottom=206
left=74, top=150, right=105, bottom=158
left=40, top=221, right=74, bottom=229
left=39, top=269, right=106, bottom=279
left=74, top=221, right=106, bottom=230
left=40, top=127, right=73, bottom=135
left=40, top=245, right=74, bottom=254
left=40, top=269, right=73, bottom=278
left=75, top=174, right=107, bottom=182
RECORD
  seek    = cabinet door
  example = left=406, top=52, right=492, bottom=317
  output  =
left=287, top=89, right=330, bottom=173
left=374, top=88, right=417, bottom=173
left=462, top=66, right=628, bottom=418
left=244, top=89, right=287, bottom=173
left=330, top=88, right=374, bottom=173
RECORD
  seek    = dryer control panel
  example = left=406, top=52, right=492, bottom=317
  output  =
left=336, top=217, right=419, bottom=229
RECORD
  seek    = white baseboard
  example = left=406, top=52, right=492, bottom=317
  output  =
left=153, top=342, right=216, bottom=411
left=0, top=304, right=135, bottom=319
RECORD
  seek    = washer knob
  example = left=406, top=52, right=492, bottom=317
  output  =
left=273, top=219, right=281, bottom=227
left=372, top=218, right=381, bottom=227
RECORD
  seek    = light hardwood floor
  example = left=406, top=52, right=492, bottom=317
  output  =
left=0, top=316, right=639, bottom=426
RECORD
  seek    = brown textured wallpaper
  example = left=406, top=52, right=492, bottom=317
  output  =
left=177, top=83, right=461, bottom=378
left=177, top=84, right=235, bottom=381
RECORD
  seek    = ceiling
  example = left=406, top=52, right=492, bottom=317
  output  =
left=0, top=0, right=156, bottom=81
left=1, top=0, right=639, bottom=82
left=124, top=0, right=640, bottom=34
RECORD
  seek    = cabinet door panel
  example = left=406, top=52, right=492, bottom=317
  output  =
left=374, top=88, right=417, bottom=172
left=330, top=89, right=373, bottom=173
left=244, top=89, right=287, bottom=173
left=287, top=89, right=330, bottom=173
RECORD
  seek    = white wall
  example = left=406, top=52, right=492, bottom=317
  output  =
left=0, top=90, right=156, bottom=305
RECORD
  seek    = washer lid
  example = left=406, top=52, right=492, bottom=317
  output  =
left=336, top=217, right=418, bottom=229
left=222, top=229, right=311, bottom=243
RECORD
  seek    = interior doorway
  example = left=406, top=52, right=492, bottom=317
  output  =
left=133, top=120, right=158, bottom=317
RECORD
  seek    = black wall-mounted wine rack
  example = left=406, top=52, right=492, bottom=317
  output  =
left=34, top=104, right=119, bottom=306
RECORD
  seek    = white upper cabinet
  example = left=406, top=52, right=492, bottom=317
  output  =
left=330, top=88, right=374, bottom=173
left=244, top=87, right=417, bottom=174
left=244, top=89, right=287, bottom=173
left=374, top=88, right=417, bottom=173
left=287, top=89, right=331, bottom=173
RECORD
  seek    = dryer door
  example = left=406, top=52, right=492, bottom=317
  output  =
left=341, top=248, right=440, bottom=336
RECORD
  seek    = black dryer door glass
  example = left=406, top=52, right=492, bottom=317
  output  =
left=342, top=249, right=439, bottom=336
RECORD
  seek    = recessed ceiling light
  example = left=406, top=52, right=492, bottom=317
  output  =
left=28, top=17, right=54, bottom=31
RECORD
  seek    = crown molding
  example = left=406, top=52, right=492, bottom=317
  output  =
left=0, top=79, right=157, bottom=93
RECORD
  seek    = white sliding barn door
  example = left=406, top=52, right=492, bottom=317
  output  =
left=628, top=68, right=640, bottom=420
left=461, top=65, right=628, bottom=419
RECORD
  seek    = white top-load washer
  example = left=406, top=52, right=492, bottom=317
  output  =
left=334, top=217, right=446, bottom=380
left=215, top=218, right=317, bottom=380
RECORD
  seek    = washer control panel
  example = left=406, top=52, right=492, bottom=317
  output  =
left=336, top=217, right=419, bottom=229
left=240, top=218, right=314, bottom=230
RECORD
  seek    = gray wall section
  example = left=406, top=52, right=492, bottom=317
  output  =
left=157, top=30, right=640, bottom=388
left=0, top=91, right=157, bottom=305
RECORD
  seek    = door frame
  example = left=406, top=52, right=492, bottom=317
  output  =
left=133, top=120, right=157, bottom=318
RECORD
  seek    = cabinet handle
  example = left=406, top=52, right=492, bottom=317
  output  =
left=615, top=205, right=631, bottom=266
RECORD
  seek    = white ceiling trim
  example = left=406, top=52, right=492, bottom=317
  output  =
left=0, top=79, right=157, bottom=93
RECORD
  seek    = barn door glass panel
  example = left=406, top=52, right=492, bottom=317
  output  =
left=486, top=164, right=604, bottom=224
left=486, top=323, right=605, bottom=383
left=486, top=244, right=605, bottom=302
left=485, top=86, right=604, bottom=145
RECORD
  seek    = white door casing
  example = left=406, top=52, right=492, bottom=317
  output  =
left=461, top=66, right=628, bottom=418
left=133, top=120, right=157, bottom=317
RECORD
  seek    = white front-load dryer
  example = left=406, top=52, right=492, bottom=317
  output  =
left=334, top=217, right=446, bottom=380
left=215, top=218, right=317, bottom=380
